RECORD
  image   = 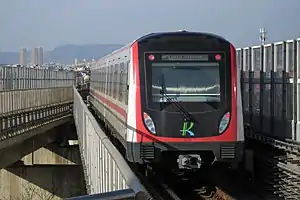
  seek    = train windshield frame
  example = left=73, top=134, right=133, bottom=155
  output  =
left=144, top=52, right=229, bottom=113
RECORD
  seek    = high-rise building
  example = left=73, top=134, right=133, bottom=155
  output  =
left=31, top=47, right=39, bottom=66
left=20, top=48, right=27, bottom=66
left=37, top=46, right=44, bottom=66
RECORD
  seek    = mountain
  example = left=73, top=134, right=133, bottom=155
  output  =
left=0, top=44, right=123, bottom=64
left=0, top=52, right=19, bottom=65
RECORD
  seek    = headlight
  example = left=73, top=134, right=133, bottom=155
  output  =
left=218, top=112, right=230, bottom=133
left=143, top=112, right=156, bottom=134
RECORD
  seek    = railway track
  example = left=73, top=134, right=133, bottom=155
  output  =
left=245, top=127, right=300, bottom=199
left=200, top=187, right=233, bottom=200
left=134, top=168, right=233, bottom=200
left=133, top=163, right=266, bottom=200
left=253, top=149, right=300, bottom=199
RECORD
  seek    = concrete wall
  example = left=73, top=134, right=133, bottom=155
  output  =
left=0, top=120, right=73, bottom=169
left=0, top=165, right=86, bottom=200
left=21, top=144, right=81, bottom=166
left=0, top=134, right=86, bottom=200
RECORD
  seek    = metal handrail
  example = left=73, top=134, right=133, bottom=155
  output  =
left=65, top=189, right=152, bottom=200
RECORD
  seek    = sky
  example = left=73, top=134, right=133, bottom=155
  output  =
left=1, top=0, right=299, bottom=51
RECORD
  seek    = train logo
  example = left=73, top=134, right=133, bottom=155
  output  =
left=180, top=121, right=195, bottom=137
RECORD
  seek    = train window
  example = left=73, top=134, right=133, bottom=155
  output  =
left=107, top=66, right=111, bottom=96
left=102, top=67, right=105, bottom=93
left=94, top=70, right=96, bottom=90
left=104, top=67, right=107, bottom=94
left=99, top=67, right=102, bottom=92
left=92, top=69, right=94, bottom=89
left=104, top=66, right=107, bottom=94
left=124, top=61, right=129, bottom=105
left=92, top=69, right=95, bottom=89
left=100, top=68, right=103, bottom=92
left=108, top=65, right=111, bottom=96
left=111, top=65, right=114, bottom=97
left=93, top=69, right=95, bottom=90
left=99, top=67, right=101, bottom=92
left=101, top=66, right=106, bottom=94
left=97, top=68, right=99, bottom=91
left=150, top=62, right=220, bottom=103
left=97, top=68, right=101, bottom=92
left=104, top=66, right=107, bottom=93
left=113, top=64, right=117, bottom=99
left=115, top=64, right=121, bottom=101
left=98, top=68, right=100, bottom=92
left=119, top=62, right=125, bottom=102
left=98, top=68, right=100, bottom=90
left=94, top=69, right=96, bottom=90
left=96, top=68, right=98, bottom=91
left=110, top=65, right=113, bottom=97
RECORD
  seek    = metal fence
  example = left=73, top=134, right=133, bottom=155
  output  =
left=73, top=86, right=147, bottom=196
left=0, top=67, right=75, bottom=141
left=237, top=38, right=300, bottom=142
left=0, top=67, right=75, bottom=114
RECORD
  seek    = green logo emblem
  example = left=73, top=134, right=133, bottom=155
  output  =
left=180, top=122, right=195, bottom=136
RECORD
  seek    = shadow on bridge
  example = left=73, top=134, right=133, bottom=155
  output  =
left=5, top=164, right=86, bottom=200
left=0, top=122, right=86, bottom=200
left=0, top=121, right=71, bottom=169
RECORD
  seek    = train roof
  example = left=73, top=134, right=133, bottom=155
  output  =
left=135, top=31, right=229, bottom=44
left=95, top=31, right=230, bottom=65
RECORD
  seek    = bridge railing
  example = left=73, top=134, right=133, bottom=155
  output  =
left=65, top=188, right=153, bottom=200
left=73, top=86, right=148, bottom=197
left=65, top=189, right=136, bottom=200
left=237, top=38, right=300, bottom=143
left=0, top=67, right=75, bottom=142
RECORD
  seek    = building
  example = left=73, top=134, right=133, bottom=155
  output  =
left=31, top=47, right=38, bottom=66
left=30, top=46, right=44, bottom=66
left=37, top=46, right=44, bottom=66
left=19, top=48, right=27, bottom=66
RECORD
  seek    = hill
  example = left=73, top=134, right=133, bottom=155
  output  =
left=0, top=44, right=123, bottom=64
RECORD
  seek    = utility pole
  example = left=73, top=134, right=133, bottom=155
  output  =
left=259, top=28, right=267, bottom=45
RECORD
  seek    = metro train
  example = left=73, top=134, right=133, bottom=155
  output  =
left=88, top=30, right=244, bottom=170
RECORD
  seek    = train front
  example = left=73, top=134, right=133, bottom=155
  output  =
left=129, top=31, right=244, bottom=169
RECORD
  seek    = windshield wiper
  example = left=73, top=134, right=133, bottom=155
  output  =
left=160, top=75, right=197, bottom=123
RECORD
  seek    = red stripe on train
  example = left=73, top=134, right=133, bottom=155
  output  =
left=132, top=42, right=147, bottom=142
left=90, top=88, right=127, bottom=118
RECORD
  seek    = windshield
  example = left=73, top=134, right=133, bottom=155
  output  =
left=159, top=73, right=197, bottom=122
left=151, top=62, right=220, bottom=103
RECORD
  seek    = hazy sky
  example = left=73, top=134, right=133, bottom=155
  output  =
left=1, top=0, right=299, bottom=51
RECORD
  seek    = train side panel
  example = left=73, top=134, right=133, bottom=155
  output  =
left=89, top=47, right=131, bottom=146
left=230, top=44, right=244, bottom=163
left=231, top=44, right=245, bottom=142
left=126, top=43, right=138, bottom=144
